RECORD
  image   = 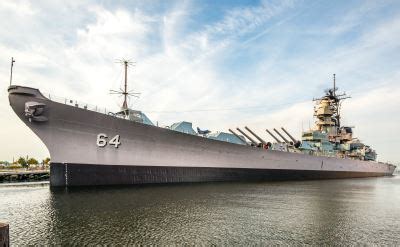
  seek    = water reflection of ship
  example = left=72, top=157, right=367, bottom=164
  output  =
left=8, top=59, right=396, bottom=186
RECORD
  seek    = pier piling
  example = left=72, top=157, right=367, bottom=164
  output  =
left=0, top=223, right=9, bottom=247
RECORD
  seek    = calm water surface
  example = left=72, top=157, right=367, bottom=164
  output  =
left=1, top=176, right=399, bottom=245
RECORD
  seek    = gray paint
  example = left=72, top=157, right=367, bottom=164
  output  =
left=8, top=86, right=396, bottom=186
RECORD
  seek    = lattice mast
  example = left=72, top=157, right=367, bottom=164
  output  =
left=122, top=60, right=128, bottom=109
left=110, top=59, right=140, bottom=113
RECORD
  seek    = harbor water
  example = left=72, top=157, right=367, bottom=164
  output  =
left=0, top=176, right=399, bottom=245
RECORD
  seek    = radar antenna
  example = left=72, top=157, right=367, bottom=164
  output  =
left=110, top=59, right=141, bottom=111
left=333, top=73, right=336, bottom=97
left=330, top=74, right=350, bottom=128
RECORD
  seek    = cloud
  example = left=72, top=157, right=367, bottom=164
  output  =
left=0, top=0, right=36, bottom=16
left=0, top=0, right=399, bottom=164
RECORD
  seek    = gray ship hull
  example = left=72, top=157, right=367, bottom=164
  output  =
left=8, top=86, right=396, bottom=187
left=50, top=163, right=392, bottom=187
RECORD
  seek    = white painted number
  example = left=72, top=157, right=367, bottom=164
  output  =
left=97, top=133, right=107, bottom=147
left=96, top=134, right=121, bottom=148
left=109, top=135, right=121, bottom=148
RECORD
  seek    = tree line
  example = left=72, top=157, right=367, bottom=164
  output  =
left=0, top=157, right=51, bottom=168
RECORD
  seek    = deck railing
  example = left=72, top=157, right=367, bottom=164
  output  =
left=45, top=93, right=120, bottom=117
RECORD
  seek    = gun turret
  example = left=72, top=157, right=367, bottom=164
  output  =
left=281, top=127, right=301, bottom=148
left=245, top=126, right=267, bottom=145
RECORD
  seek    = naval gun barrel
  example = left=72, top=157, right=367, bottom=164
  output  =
left=274, top=128, right=290, bottom=143
left=266, top=129, right=282, bottom=143
left=281, top=127, right=297, bottom=143
left=236, top=128, right=258, bottom=145
left=244, top=126, right=267, bottom=145
left=228, top=129, right=249, bottom=145
left=281, top=127, right=302, bottom=148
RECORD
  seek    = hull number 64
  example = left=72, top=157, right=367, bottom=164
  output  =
left=97, top=133, right=121, bottom=148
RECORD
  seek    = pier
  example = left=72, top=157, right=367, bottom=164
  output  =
left=0, top=223, right=9, bottom=247
left=0, top=170, right=49, bottom=182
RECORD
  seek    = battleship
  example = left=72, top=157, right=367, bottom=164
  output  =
left=8, top=59, right=396, bottom=186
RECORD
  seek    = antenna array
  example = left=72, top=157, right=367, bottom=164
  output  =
left=110, top=59, right=140, bottom=110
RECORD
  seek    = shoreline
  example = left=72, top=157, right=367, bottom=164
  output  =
left=0, top=169, right=50, bottom=183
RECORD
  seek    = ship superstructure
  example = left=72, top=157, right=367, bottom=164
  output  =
left=299, top=75, right=377, bottom=161
left=7, top=59, right=396, bottom=187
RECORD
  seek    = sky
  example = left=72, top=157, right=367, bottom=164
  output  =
left=0, top=0, right=399, bottom=164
